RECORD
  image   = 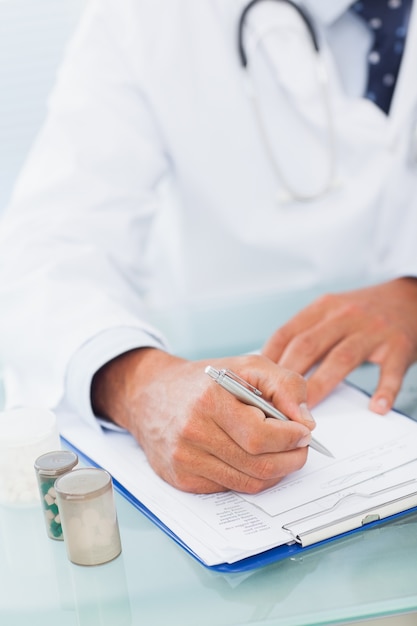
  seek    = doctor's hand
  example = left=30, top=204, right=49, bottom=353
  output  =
left=262, top=277, right=417, bottom=414
left=91, top=349, right=315, bottom=494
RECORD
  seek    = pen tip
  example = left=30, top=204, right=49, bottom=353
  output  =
left=311, top=441, right=335, bottom=458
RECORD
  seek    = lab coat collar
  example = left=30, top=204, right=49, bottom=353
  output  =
left=301, top=0, right=354, bottom=26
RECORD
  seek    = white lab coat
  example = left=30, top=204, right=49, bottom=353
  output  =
left=1, top=0, right=417, bottom=421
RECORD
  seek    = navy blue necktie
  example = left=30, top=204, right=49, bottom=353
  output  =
left=350, top=0, right=413, bottom=114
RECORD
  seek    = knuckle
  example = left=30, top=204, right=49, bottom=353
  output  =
left=287, top=448, right=309, bottom=473
left=365, top=312, right=391, bottom=337
left=319, top=295, right=363, bottom=322
left=180, top=420, right=197, bottom=442
left=332, top=345, right=358, bottom=368
left=290, top=333, right=318, bottom=359
left=168, top=450, right=208, bottom=493
left=244, top=431, right=267, bottom=456
left=172, top=473, right=196, bottom=492
left=395, top=330, right=415, bottom=355
left=240, top=353, right=267, bottom=371
left=316, top=293, right=338, bottom=309
left=337, top=301, right=362, bottom=318
left=307, top=376, right=328, bottom=401
left=280, top=367, right=305, bottom=390
left=248, top=445, right=308, bottom=482
left=197, top=385, right=214, bottom=414
left=170, top=442, right=188, bottom=472
left=171, top=473, right=207, bottom=494
left=179, top=412, right=205, bottom=445
left=235, top=474, right=270, bottom=495
left=239, top=452, right=309, bottom=493
left=250, top=456, right=277, bottom=481
left=376, top=328, right=416, bottom=366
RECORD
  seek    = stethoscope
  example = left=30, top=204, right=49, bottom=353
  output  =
left=237, top=0, right=337, bottom=202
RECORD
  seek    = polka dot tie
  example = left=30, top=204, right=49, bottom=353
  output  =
left=350, top=0, right=413, bottom=114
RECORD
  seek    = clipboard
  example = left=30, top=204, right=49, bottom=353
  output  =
left=57, top=382, right=417, bottom=573
left=283, top=488, right=417, bottom=547
left=61, top=434, right=417, bottom=572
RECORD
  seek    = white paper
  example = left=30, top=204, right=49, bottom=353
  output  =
left=57, top=383, right=417, bottom=566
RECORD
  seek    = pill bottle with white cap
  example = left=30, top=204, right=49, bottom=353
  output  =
left=0, top=408, right=60, bottom=506
left=55, top=467, right=122, bottom=566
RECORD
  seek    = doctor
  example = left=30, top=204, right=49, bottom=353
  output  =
left=0, top=0, right=417, bottom=494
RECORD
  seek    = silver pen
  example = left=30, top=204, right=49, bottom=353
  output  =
left=205, top=366, right=334, bottom=458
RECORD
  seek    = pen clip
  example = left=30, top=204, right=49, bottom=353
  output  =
left=223, top=369, right=262, bottom=396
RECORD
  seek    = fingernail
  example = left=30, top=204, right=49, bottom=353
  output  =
left=297, top=432, right=312, bottom=448
left=373, top=396, right=389, bottom=413
left=299, top=402, right=316, bottom=424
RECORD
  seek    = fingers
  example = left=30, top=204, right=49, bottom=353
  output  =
left=262, top=298, right=327, bottom=363
left=305, top=331, right=378, bottom=407
left=274, top=298, right=383, bottom=376
left=159, top=361, right=313, bottom=494
left=369, top=340, right=412, bottom=414
left=210, top=402, right=312, bottom=459
left=169, top=442, right=310, bottom=494
left=262, top=292, right=412, bottom=412
left=263, top=280, right=417, bottom=418
left=235, top=360, right=315, bottom=429
left=126, top=353, right=316, bottom=494
left=304, top=326, right=414, bottom=411
left=165, top=413, right=311, bottom=494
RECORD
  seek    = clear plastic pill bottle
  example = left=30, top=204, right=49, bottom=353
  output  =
left=34, top=450, right=79, bottom=540
left=55, top=468, right=122, bottom=566
left=0, top=408, right=60, bottom=506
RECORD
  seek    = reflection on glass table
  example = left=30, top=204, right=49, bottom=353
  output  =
left=1, top=485, right=417, bottom=626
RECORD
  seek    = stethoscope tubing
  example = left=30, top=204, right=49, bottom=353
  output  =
left=237, top=0, right=337, bottom=202
left=238, top=0, right=319, bottom=69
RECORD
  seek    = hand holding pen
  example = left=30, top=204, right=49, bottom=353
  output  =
left=92, top=347, right=320, bottom=493
left=205, top=366, right=333, bottom=457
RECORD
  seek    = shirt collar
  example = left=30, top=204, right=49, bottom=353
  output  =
left=301, top=0, right=354, bottom=26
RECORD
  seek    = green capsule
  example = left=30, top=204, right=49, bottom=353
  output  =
left=41, top=479, right=54, bottom=496
left=50, top=503, right=59, bottom=516
left=50, top=519, right=63, bottom=538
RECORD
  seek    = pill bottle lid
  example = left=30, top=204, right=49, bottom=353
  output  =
left=0, top=408, right=57, bottom=447
left=34, top=450, right=78, bottom=476
left=55, top=468, right=112, bottom=501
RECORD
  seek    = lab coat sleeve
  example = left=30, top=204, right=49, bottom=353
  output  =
left=0, top=0, right=170, bottom=424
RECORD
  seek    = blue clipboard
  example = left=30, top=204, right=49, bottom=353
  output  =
left=61, top=435, right=417, bottom=573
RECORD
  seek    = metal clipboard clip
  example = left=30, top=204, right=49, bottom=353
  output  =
left=282, top=481, right=417, bottom=547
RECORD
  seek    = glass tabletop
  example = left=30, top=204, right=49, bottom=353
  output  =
left=1, top=363, right=417, bottom=626
left=1, top=484, right=417, bottom=626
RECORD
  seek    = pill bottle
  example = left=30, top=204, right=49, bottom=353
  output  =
left=0, top=408, right=60, bottom=506
left=55, top=468, right=122, bottom=566
left=34, top=450, right=79, bottom=540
